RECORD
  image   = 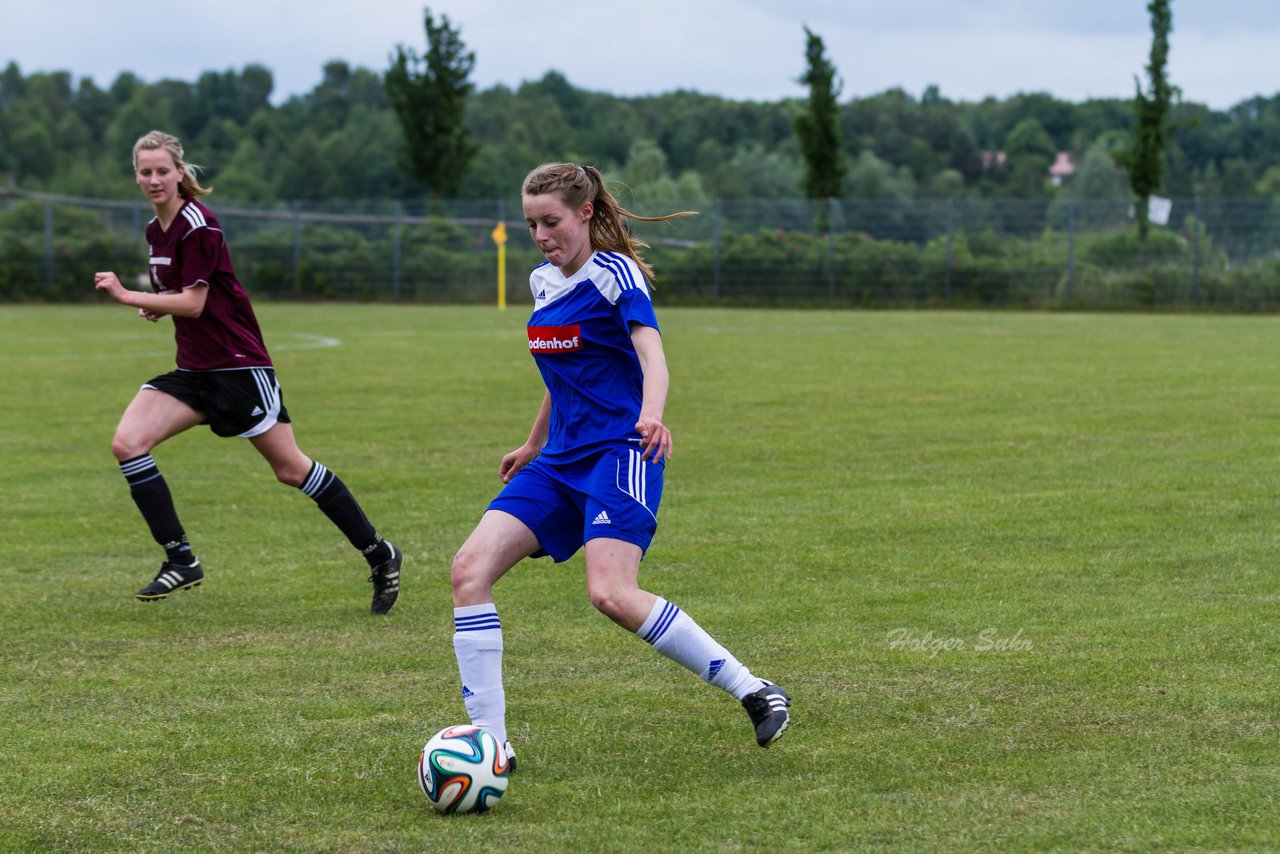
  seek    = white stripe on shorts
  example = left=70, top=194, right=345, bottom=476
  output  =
left=617, top=449, right=648, bottom=508
left=236, top=368, right=283, bottom=438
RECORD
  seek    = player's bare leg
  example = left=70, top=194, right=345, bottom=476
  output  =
left=251, top=422, right=401, bottom=614
left=112, top=388, right=206, bottom=600
left=450, top=510, right=541, bottom=771
left=587, top=537, right=791, bottom=747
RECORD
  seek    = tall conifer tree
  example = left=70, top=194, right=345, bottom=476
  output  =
left=385, top=7, right=477, bottom=201
left=1128, top=0, right=1175, bottom=241
left=794, top=27, right=846, bottom=201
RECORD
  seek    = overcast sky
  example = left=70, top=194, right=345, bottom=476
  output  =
left=2, top=0, right=1276, bottom=110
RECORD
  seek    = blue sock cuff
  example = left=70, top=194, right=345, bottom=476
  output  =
left=454, top=603, right=501, bottom=632
left=637, top=598, right=682, bottom=645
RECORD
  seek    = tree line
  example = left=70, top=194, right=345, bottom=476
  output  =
left=2, top=15, right=1279, bottom=208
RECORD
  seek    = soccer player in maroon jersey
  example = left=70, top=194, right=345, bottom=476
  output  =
left=94, top=130, right=401, bottom=614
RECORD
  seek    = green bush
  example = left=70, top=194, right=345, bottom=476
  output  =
left=4, top=197, right=1279, bottom=311
left=0, top=201, right=141, bottom=301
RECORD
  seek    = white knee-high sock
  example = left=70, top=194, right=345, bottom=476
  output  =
left=637, top=597, right=766, bottom=701
left=452, top=604, right=507, bottom=746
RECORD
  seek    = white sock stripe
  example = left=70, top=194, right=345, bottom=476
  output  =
left=641, top=600, right=681, bottom=644
left=301, top=463, right=330, bottom=497
left=119, top=455, right=157, bottom=476
left=453, top=603, right=498, bottom=617
left=455, top=615, right=502, bottom=632
left=453, top=604, right=500, bottom=631
left=637, top=596, right=666, bottom=640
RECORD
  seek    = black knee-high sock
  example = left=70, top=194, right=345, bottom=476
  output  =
left=299, top=461, right=389, bottom=566
left=119, top=454, right=195, bottom=565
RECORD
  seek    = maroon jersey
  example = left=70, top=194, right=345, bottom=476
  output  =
left=146, top=199, right=272, bottom=371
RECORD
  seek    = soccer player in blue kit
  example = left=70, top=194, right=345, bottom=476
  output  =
left=94, top=131, right=401, bottom=614
left=449, top=163, right=791, bottom=769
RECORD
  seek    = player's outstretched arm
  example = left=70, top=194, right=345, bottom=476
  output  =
left=631, top=324, right=672, bottom=464
left=500, top=391, right=551, bottom=483
left=94, top=272, right=208, bottom=319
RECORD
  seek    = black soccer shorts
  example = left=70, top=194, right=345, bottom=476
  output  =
left=142, top=367, right=292, bottom=438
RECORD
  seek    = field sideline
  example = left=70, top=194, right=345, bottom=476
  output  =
left=0, top=303, right=1276, bottom=851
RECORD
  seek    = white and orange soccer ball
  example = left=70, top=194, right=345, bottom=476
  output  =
left=417, top=725, right=510, bottom=814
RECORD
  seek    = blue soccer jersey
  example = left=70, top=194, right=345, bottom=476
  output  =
left=526, top=250, right=659, bottom=463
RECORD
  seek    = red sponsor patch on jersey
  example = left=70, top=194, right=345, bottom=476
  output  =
left=528, top=325, right=583, bottom=354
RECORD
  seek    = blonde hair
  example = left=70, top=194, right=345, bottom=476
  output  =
left=522, top=163, right=694, bottom=283
left=132, top=130, right=211, bottom=198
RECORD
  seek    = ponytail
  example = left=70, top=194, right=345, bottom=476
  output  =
left=132, top=130, right=212, bottom=198
left=522, top=162, right=694, bottom=283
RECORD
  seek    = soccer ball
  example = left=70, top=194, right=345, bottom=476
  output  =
left=417, top=725, right=510, bottom=814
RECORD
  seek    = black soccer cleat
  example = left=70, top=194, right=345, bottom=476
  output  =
left=135, top=560, right=204, bottom=601
left=742, top=681, right=791, bottom=747
left=504, top=740, right=517, bottom=774
left=368, top=542, right=401, bottom=615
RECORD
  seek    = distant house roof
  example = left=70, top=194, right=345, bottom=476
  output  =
left=1049, top=151, right=1075, bottom=178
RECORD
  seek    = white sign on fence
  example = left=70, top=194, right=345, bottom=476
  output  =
left=1148, top=195, right=1172, bottom=227
left=1127, top=195, right=1172, bottom=227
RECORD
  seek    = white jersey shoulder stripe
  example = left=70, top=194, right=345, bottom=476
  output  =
left=593, top=251, right=638, bottom=291
left=593, top=252, right=650, bottom=301
left=181, top=203, right=207, bottom=231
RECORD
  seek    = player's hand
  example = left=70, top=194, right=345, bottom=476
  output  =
left=94, top=272, right=127, bottom=303
left=636, top=416, right=672, bottom=464
left=499, top=442, right=540, bottom=483
left=139, top=308, right=162, bottom=322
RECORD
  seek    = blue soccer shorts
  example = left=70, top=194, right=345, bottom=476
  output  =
left=487, top=444, right=665, bottom=562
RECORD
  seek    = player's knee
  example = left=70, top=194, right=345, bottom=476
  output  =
left=587, top=581, right=628, bottom=622
left=274, top=464, right=307, bottom=488
left=450, top=547, right=485, bottom=600
left=111, top=432, right=149, bottom=462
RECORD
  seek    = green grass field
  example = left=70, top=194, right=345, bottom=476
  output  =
left=1, top=303, right=1277, bottom=852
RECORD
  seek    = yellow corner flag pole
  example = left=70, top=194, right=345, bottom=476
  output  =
left=491, top=221, right=508, bottom=310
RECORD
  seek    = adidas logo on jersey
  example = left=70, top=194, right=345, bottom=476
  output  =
left=250, top=405, right=264, bottom=416
left=592, top=510, right=611, bottom=526
left=536, top=288, right=546, bottom=300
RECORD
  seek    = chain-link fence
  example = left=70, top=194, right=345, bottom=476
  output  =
left=3, top=191, right=1278, bottom=309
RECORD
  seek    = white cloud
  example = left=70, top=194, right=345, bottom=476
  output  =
left=2, top=0, right=1277, bottom=109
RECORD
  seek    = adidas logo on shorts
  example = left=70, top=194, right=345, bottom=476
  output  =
left=592, top=510, right=611, bottom=526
